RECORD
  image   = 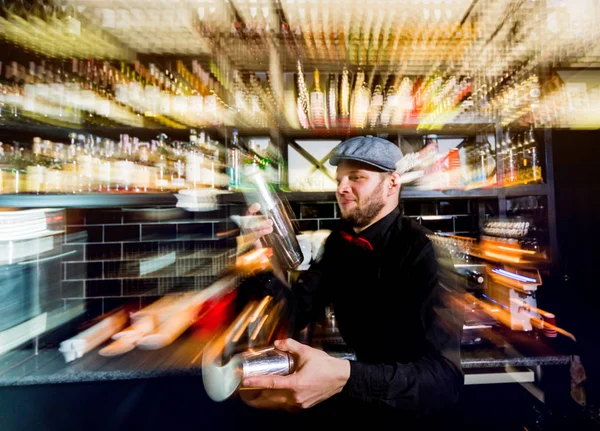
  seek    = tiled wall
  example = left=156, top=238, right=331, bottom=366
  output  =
left=288, top=198, right=480, bottom=235
left=58, top=197, right=482, bottom=319
left=60, top=205, right=237, bottom=318
left=288, top=201, right=342, bottom=232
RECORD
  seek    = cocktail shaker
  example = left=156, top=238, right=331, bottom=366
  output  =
left=242, top=164, right=304, bottom=270
left=239, top=346, right=295, bottom=380
left=203, top=345, right=295, bottom=402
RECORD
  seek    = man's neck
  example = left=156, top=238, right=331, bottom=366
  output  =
left=352, top=204, right=398, bottom=234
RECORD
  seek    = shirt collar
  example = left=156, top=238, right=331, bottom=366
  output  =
left=340, top=207, right=401, bottom=251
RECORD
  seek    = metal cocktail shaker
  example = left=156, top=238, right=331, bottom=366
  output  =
left=242, top=164, right=304, bottom=270
left=239, top=346, right=295, bottom=380
left=203, top=345, right=295, bottom=402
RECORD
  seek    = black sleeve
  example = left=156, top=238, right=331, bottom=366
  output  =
left=342, top=240, right=465, bottom=415
left=237, top=237, right=333, bottom=335
left=289, top=257, right=331, bottom=333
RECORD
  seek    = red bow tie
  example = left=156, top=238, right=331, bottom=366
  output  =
left=340, top=231, right=374, bottom=251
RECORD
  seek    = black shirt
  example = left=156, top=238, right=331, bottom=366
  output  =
left=289, top=207, right=465, bottom=423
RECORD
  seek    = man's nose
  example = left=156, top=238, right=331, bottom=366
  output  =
left=337, top=178, right=350, bottom=194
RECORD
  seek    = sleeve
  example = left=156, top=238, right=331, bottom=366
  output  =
left=342, top=240, right=465, bottom=415
left=289, top=256, right=331, bottom=333
left=240, top=235, right=334, bottom=335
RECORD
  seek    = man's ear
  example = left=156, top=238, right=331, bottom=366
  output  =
left=389, top=172, right=401, bottom=189
left=387, top=172, right=402, bottom=196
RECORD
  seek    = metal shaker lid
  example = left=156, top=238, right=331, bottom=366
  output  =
left=202, top=353, right=243, bottom=402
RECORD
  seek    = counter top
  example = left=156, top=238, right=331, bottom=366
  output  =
left=460, top=326, right=572, bottom=369
left=0, top=333, right=206, bottom=387
left=0, top=328, right=571, bottom=387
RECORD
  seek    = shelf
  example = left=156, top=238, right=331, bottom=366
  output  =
left=0, top=184, right=550, bottom=208
left=0, top=122, right=499, bottom=142
left=280, top=124, right=496, bottom=139
left=0, top=121, right=229, bottom=142
left=401, top=184, right=548, bottom=199
left=280, top=187, right=501, bottom=201
left=502, top=184, right=549, bottom=197
left=401, top=187, right=498, bottom=199
left=0, top=193, right=177, bottom=208
left=465, top=249, right=553, bottom=270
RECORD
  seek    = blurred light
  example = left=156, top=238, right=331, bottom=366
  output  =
left=484, top=251, right=521, bottom=263
left=491, top=268, right=537, bottom=284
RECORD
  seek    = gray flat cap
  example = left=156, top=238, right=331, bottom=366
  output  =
left=329, top=135, right=402, bottom=172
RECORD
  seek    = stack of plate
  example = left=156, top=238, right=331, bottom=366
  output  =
left=174, top=188, right=231, bottom=212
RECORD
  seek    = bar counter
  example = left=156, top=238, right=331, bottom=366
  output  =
left=0, top=326, right=572, bottom=388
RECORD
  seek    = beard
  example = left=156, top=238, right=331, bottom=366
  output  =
left=340, top=180, right=386, bottom=228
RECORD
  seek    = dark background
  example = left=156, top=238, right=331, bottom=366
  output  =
left=538, top=130, right=600, bottom=408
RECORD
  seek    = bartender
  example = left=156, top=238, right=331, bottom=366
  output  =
left=240, top=136, right=464, bottom=428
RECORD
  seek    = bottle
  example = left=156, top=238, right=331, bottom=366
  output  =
left=368, top=79, right=384, bottom=128
left=327, top=73, right=338, bottom=128
left=171, top=141, right=186, bottom=189
left=351, top=75, right=370, bottom=129
left=482, top=135, right=497, bottom=187
left=516, top=133, right=526, bottom=184
left=380, top=79, right=398, bottom=127
left=190, top=129, right=198, bottom=147
left=295, top=61, right=310, bottom=129
left=505, top=132, right=518, bottom=185
left=339, top=67, right=350, bottom=125
left=227, top=129, right=242, bottom=190
left=310, top=69, right=325, bottom=128
left=524, top=127, right=542, bottom=184
left=27, top=137, right=46, bottom=193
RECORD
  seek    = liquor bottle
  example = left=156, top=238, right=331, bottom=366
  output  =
left=339, top=67, right=350, bottom=126
left=522, top=127, right=543, bottom=184
left=390, top=77, right=412, bottom=126
left=505, top=131, right=518, bottom=185
left=482, top=134, right=497, bottom=187
left=351, top=70, right=369, bottom=129
left=380, top=81, right=397, bottom=127
left=296, top=61, right=311, bottom=129
left=226, top=129, right=242, bottom=190
left=497, top=131, right=509, bottom=186
left=310, top=69, right=325, bottom=128
left=368, top=78, right=384, bottom=128
left=516, top=133, right=526, bottom=184
left=327, top=73, right=338, bottom=128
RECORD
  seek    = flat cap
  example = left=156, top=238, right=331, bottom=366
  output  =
left=329, top=135, right=402, bottom=172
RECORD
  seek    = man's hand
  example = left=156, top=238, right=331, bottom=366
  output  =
left=239, top=338, right=351, bottom=411
left=244, top=203, right=273, bottom=239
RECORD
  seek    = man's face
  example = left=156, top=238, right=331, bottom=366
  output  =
left=335, top=161, right=389, bottom=228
